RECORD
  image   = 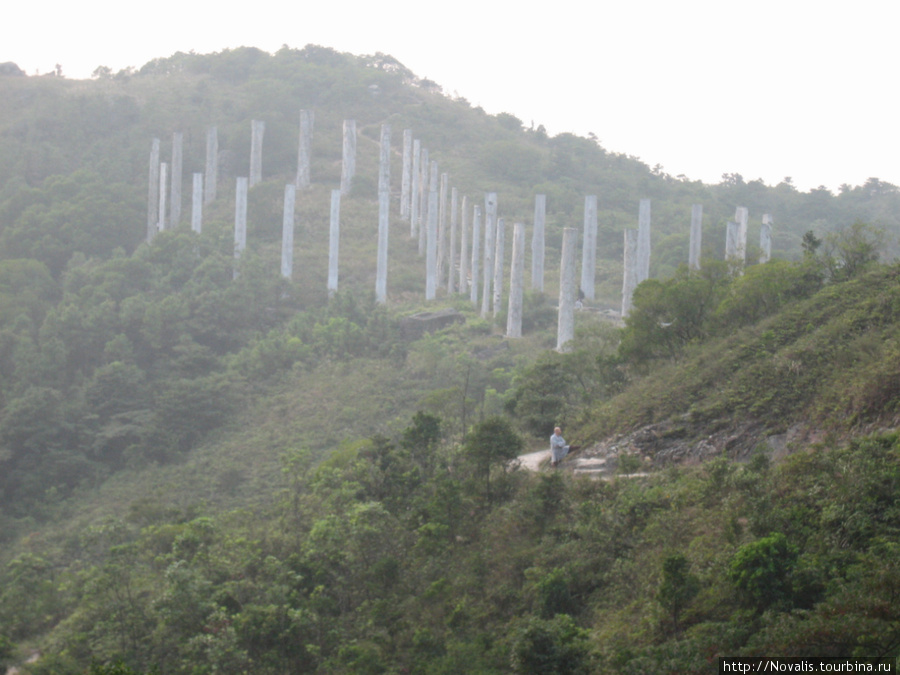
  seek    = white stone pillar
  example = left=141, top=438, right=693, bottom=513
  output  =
left=147, top=138, right=160, bottom=242
left=410, top=139, right=421, bottom=238
left=418, top=148, right=428, bottom=255
left=492, top=218, right=506, bottom=316
left=735, top=206, right=749, bottom=263
left=376, top=189, right=390, bottom=303
left=250, top=120, right=265, bottom=187
left=340, top=120, right=356, bottom=196
left=296, top=109, right=313, bottom=189
left=437, top=172, right=448, bottom=286
left=448, top=187, right=458, bottom=294
left=507, top=223, right=525, bottom=338
left=400, top=129, right=412, bottom=221
left=470, top=204, right=482, bottom=306
left=425, top=161, right=439, bottom=300
left=378, top=124, right=391, bottom=196
left=170, top=132, right=183, bottom=227
left=480, top=194, right=497, bottom=318
left=281, top=184, right=295, bottom=280
left=234, top=177, right=248, bottom=278
left=532, top=194, right=546, bottom=291
left=621, top=229, right=638, bottom=318
left=637, top=198, right=651, bottom=283
left=689, top=204, right=703, bottom=270
left=191, top=173, right=203, bottom=234
left=557, top=227, right=577, bottom=352
left=328, top=189, right=341, bottom=295
left=459, top=194, right=468, bottom=295
left=581, top=195, right=598, bottom=301
left=204, top=127, right=218, bottom=205
left=760, top=214, right=773, bottom=263
left=157, top=162, right=168, bottom=232
left=725, top=221, right=739, bottom=261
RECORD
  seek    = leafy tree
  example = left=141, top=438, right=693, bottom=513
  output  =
left=463, top=416, right=523, bottom=504
left=619, top=260, right=731, bottom=363
left=730, top=532, right=797, bottom=611
left=824, top=221, right=884, bottom=281
left=509, top=614, right=592, bottom=675
left=656, top=553, right=699, bottom=634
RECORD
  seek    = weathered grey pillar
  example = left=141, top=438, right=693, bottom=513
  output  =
left=296, top=109, right=313, bottom=189
left=376, top=189, right=389, bottom=303
left=418, top=148, right=428, bottom=255
left=689, top=204, right=703, bottom=270
left=480, top=193, right=497, bottom=318
left=400, top=129, right=412, bottom=221
left=492, top=218, right=506, bottom=316
left=557, top=227, right=577, bottom=352
left=410, top=139, right=421, bottom=238
left=234, top=177, right=248, bottom=278
left=204, top=127, right=218, bottom=205
left=147, top=138, right=160, bottom=242
left=459, top=194, right=468, bottom=295
left=340, top=120, right=356, bottom=196
left=581, top=195, right=598, bottom=301
left=760, top=214, right=773, bottom=263
left=281, top=184, right=295, bottom=280
left=637, top=198, right=651, bottom=283
left=250, top=120, right=265, bottom=187
left=735, top=206, right=749, bottom=263
left=507, top=222, right=525, bottom=338
left=621, top=229, right=638, bottom=317
left=170, top=132, right=183, bottom=226
left=191, top=173, right=203, bottom=234
left=376, top=123, right=391, bottom=304
left=437, top=172, right=448, bottom=286
left=328, top=189, right=341, bottom=295
left=157, top=162, right=168, bottom=232
left=725, top=221, right=739, bottom=261
left=425, top=161, right=439, bottom=300
left=532, top=194, right=546, bottom=291
left=378, top=124, right=391, bottom=195
left=470, top=204, right=482, bottom=306
left=448, top=187, right=458, bottom=294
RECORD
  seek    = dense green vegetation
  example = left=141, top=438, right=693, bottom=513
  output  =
left=1, top=46, right=900, bottom=673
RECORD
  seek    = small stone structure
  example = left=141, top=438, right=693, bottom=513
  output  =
left=400, top=309, right=465, bottom=340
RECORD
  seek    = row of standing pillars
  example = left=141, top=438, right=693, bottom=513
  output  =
left=147, top=115, right=775, bottom=351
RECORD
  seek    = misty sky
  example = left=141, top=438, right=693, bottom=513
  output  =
left=5, top=0, right=896, bottom=192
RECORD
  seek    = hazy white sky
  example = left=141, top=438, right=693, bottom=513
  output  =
left=5, top=0, right=897, bottom=192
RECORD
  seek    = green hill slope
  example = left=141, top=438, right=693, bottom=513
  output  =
left=1, top=46, right=900, bottom=673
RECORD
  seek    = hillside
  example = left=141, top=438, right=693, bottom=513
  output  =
left=1, top=46, right=900, bottom=673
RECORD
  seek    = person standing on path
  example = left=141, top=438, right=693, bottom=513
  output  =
left=550, top=426, right=576, bottom=468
